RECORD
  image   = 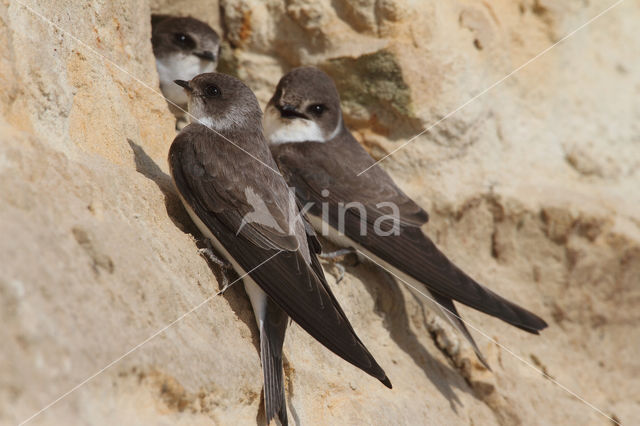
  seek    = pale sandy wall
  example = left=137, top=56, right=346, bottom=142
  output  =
left=1, top=0, right=638, bottom=424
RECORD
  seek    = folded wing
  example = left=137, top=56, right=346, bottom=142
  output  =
left=169, top=128, right=391, bottom=386
left=274, top=141, right=547, bottom=334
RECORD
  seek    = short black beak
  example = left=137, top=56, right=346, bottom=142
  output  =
left=193, top=50, right=216, bottom=61
left=277, top=103, right=307, bottom=119
left=174, top=80, right=192, bottom=91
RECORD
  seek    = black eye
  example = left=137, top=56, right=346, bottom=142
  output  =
left=173, top=33, right=195, bottom=49
left=204, top=85, right=221, bottom=97
left=308, top=104, right=325, bottom=115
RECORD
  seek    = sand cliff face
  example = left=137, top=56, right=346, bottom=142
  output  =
left=1, top=0, right=638, bottom=424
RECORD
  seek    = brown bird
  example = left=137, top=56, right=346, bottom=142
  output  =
left=264, top=66, right=548, bottom=369
left=151, top=15, right=220, bottom=109
left=169, top=72, right=391, bottom=425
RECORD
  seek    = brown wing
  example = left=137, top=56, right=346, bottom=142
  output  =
left=169, top=126, right=391, bottom=387
left=274, top=134, right=547, bottom=333
left=173, top=131, right=298, bottom=252
left=274, top=131, right=428, bottom=228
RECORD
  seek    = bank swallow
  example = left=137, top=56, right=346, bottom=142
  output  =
left=264, top=67, right=548, bottom=368
left=169, top=72, right=391, bottom=425
left=151, top=15, right=220, bottom=109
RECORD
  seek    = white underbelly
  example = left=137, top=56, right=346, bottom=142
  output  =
left=181, top=198, right=267, bottom=328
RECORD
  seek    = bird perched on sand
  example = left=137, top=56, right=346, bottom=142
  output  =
left=169, top=72, right=391, bottom=425
left=263, top=66, right=548, bottom=368
left=151, top=15, right=220, bottom=118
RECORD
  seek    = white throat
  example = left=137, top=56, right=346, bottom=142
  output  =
left=263, top=105, right=341, bottom=145
left=156, top=53, right=216, bottom=106
left=192, top=116, right=215, bottom=128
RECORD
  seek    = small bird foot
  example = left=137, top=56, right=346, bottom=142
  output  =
left=198, top=239, right=234, bottom=294
left=216, top=274, right=233, bottom=295
left=319, top=248, right=358, bottom=262
left=319, top=248, right=358, bottom=284
left=198, top=240, right=232, bottom=269
left=333, top=262, right=346, bottom=284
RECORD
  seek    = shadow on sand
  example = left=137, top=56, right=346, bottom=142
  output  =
left=127, top=139, right=258, bottom=344
left=323, top=244, right=475, bottom=412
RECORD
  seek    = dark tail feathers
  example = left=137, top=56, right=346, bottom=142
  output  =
left=261, top=305, right=288, bottom=425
